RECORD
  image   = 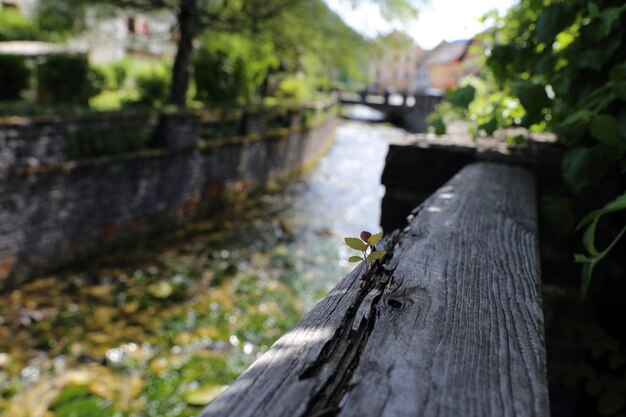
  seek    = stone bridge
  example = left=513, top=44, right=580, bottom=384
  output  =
left=339, top=91, right=443, bottom=133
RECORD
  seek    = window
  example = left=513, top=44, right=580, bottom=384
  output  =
left=1, top=1, right=19, bottom=9
left=127, top=16, right=136, bottom=34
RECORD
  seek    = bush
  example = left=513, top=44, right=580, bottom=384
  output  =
left=134, top=69, right=170, bottom=108
left=0, top=8, right=39, bottom=41
left=276, top=76, right=308, bottom=101
left=38, top=54, right=103, bottom=105
left=96, top=60, right=129, bottom=91
left=194, top=46, right=247, bottom=105
left=0, top=54, right=31, bottom=100
left=194, top=33, right=278, bottom=105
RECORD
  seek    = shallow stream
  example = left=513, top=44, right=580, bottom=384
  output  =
left=0, top=118, right=404, bottom=417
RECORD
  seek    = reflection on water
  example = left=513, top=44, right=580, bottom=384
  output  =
left=0, top=120, right=403, bottom=417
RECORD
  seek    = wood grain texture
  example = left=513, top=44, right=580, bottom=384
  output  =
left=198, top=162, right=549, bottom=417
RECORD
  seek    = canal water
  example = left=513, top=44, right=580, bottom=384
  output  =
left=0, top=117, right=404, bottom=417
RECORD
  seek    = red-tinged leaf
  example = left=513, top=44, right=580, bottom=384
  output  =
left=360, top=231, right=372, bottom=242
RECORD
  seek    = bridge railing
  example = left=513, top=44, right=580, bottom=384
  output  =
left=339, top=91, right=443, bottom=109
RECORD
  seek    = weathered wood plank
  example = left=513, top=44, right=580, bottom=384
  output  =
left=199, top=162, right=548, bottom=417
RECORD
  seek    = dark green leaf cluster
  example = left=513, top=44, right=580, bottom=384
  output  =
left=39, top=54, right=105, bottom=105
left=66, top=126, right=152, bottom=159
left=436, top=0, right=626, bottom=293
left=0, top=54, right=30, bottom=101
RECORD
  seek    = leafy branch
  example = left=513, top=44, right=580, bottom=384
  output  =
left=345, top=231, right=386, bottom=290
left=575, top=191, right=626, bottom=296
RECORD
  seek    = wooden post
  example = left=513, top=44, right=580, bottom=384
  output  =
left=199, top=162, right=548, bottom=417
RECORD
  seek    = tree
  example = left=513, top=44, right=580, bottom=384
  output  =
left=80, top=0, right=303, bottom=107
left=56, top=0, right=420, bottom=107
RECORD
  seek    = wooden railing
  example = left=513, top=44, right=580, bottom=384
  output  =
left=198, top=162, right=549, bottom=417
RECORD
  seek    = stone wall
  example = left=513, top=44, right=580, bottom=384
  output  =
left=0, top=101, right=338, bottom=288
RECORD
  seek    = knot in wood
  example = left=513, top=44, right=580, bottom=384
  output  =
left=387, top=298, right=403, bottom=309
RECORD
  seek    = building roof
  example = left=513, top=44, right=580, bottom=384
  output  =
left=417, top=39, right=472, bottom=67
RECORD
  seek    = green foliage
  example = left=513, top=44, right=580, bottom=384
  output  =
left=133, top=68, right=170, bottom=109
left=0, top=54, right=31, bottom=100
left=66, top=126, right=152, bottom=159
left=435, top=0, right=626, bottom=292
left=194, top=32, right=278, bottom=105
left=448, top=84, right=476, bottom=109
left=38, top=54, right=104, bottom=105
left=50, top=385, right=121, bottom=417
left=345, top=231, right=386, bottom=289
left=96, top=60, right=129, bottom=91
left=34, top=0, right=87, bottom=40
left=276, top=76, right=309, bottom=102
left=0, top=8, right=40, bottom=41
left=575, top=192, right=626, bottom=296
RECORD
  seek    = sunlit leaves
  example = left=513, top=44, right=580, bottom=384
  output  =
left=344, top=231, right=387, bottom=289
left=344, top=237, right=367, bottom=251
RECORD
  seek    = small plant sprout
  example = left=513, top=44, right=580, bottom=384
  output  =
left=345, top=231, right=386, bottom=289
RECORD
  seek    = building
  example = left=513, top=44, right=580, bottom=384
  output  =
left=413, top=39, right=484, bottom=94
left=0, top=0, right=175, bottom=64
left=366, top=31, right=425, bottom=93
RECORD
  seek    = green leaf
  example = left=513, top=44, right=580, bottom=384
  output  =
left=345, top=237, right=366, bottom=251
left=590, top=114, right=621, bottom=147
left=597, top=7, right=623, bottom=39
left=561, top=110, right=592, bottom=128
left=479, top=118, right=498, bottom=136
left=348, top=255, right=363, bottom=263
left=366, top=250, right=387, bottom=262
left=578, top=50, right=606, bottom=71
left=535, top=3, right=575, bottom=44
left=582, top=221, right=599, bottom=256
left=577, top=208, right=603, bottom=230
left=447, top=85, right=476, bottom=109
left=597, top=391, right=624, bottom=416
left=603, top=191, right=626, bottom=213
left=580, top=260, right=596, bottom=296
left=368, top=231, right=383, bottom=247
left=574, top=253, right=591, bottom=263
left=512, top=80, right=550, bottom=122
left=431, top=118, right=446, bottom=135
left=562, top=147, right=609, bottom=192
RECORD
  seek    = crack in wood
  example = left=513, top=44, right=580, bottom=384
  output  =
left=300, top=271, right=391, bottom=417
left=298, top=236, right=402, bottom=417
